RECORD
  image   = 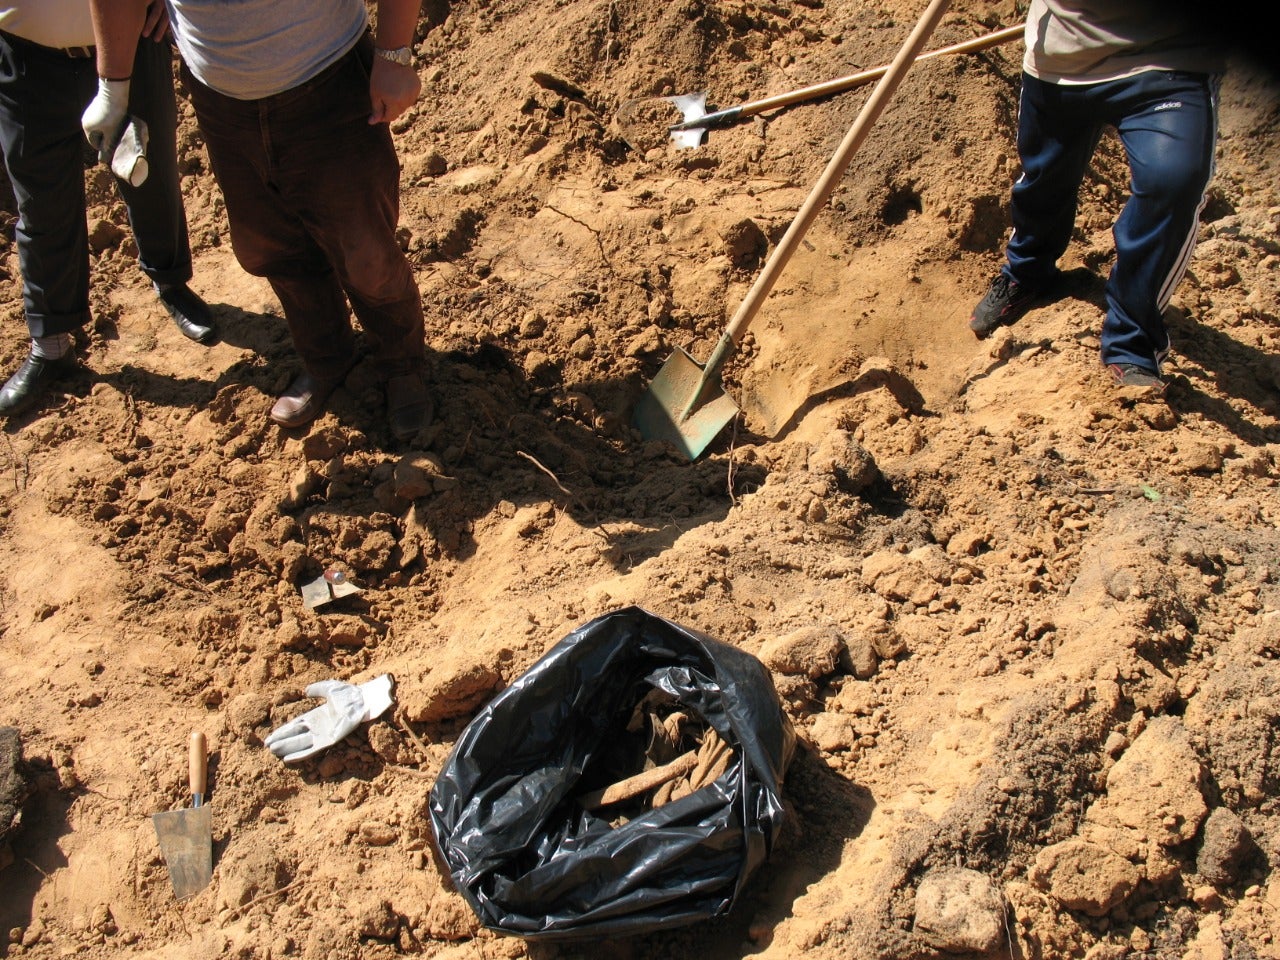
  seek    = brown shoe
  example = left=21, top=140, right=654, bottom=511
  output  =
left=270, top=371, right=343, bottom=428
left=386, top=372, right=433, bottom=441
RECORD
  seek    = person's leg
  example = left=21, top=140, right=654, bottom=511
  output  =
left=115, top=37, right=191, bottom=288
left=264, top=39, right=425, bottom=380
left=1004, top=74, right=1103, bottom=290
left=1102, top=71, right=1218, bottom=375
left=0, top=37, right=92, bottom=414
left=113, top=39, right=216, bottom=343
left=181, top=63, right=357, bottom=383
left=0, top=37, right=93, bottom=339
left=970, top=73, right=1103, bottom=337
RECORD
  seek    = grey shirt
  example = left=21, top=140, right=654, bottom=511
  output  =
left=1023, top=0, right=1227, bottom=84
left=166, top=0, right=368, bottom=100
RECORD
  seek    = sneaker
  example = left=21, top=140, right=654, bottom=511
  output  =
left=1107, top=363, right=1166, bottom=393
left=969, top=274, right=1039, bottom=339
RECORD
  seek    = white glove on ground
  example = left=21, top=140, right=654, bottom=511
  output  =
left=82, top=78, right=131, bottom=164
left=264, top=674, right=395, bottom=764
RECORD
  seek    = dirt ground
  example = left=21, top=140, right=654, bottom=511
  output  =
left=2, top=0, right=1279, bottom=957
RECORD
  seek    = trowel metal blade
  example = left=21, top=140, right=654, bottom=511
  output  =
left=152, top=804, right=213, bottom=900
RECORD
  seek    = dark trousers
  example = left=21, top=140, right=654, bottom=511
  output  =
left=1003, top=69, right=1219, bottom=372
left=181, top=35, right=425, bottom=383
left=0, top=31, right=192, bottom=338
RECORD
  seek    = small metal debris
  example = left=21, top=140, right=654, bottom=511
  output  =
left=300, top=566, right=363, bottom=610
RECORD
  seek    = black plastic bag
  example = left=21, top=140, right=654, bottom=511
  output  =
left=428, top=605, right=796, bottom=941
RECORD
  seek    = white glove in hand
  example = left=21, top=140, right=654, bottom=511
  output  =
left=82, top=78, right=132, bottom=164
left=111, top=118, right=150, bottom=187
left=264, top=674, right=395, bottom=764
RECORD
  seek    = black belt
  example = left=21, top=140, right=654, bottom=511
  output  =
left=0, top=30, right=95, bottom=59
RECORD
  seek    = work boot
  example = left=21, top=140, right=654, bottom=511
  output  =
left=270, top=371, right=344, bottom=428
left=0, top=351, right=77, bottom=417
left=156, top=283, right=217, bottom=344
left=969, top=273, right=1040, bottom=339
left=386, top=372, right=433, bottom=441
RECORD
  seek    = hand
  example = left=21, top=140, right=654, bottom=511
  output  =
left=264, top=675, right=395, bottom=763
left=82, top=78, right=132, bottom=164
left=142, top=1, right=170, bottom=42
left=369, top=57, right=421, bottom=125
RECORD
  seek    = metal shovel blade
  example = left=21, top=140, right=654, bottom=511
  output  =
left=152, top=804, right=212, bottom=900
left=632, top=347, right=740, bottom=459
left=665, top=92, right=709, bottom=149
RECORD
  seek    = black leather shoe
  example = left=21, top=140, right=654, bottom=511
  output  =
left=156, top=283, right=217, bottom=344
left=0, top=352, right=77, bottom=417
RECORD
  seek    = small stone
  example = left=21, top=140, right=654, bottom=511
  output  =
left=1192, top=885, right=1222, bottom=908
left=1197, top=806, right=1258, bottom=887
left=519, top=311, right=546, bottom=338
left=356, top=900, right=400, bottom=941
left=914, top=867, right=1006, bottom=954
left=758, top=625, right=844, bottom=680
left=21, top=919, right=45, bottom=947
left=1030, top=840, right=1139, bottom=916
left=809, top=713, right=856, bottom=753
left=87, top=218, right=124, bottom=252
left=358, top=821, right=398, bottom=846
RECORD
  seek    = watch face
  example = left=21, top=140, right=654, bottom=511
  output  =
left=379, top=47, right=412, bottom=66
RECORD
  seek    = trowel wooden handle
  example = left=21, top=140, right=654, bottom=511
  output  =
left=188, top=730, right=207, bottom=803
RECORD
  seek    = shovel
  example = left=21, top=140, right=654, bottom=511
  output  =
left=630, top=24, right=1020, bottom=150
left=633, top=0, right=952, bottom=459
left=152, top=730, right=213, bottom=901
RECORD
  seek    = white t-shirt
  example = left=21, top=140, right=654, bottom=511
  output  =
left=167, top=0, right=368, bottom=100
left=0, top=0, right=95, bottom=49
left=1023, top=0, right=1227, bottom=85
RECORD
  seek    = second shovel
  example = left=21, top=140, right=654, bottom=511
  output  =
left=152, top=730, right=213, bottom=900
left=633, top=0, right=952, bottom=458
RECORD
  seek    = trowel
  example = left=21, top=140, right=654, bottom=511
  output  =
left=152, top=731, right=213, bottom=900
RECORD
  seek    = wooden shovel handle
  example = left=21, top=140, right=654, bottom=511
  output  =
left=189, top=730, right=207, bottom=804
left=721, top=0, right=953, bottom=350
left=670, top=24, right=1023, bottom=132
left=736, top=25, right=1021, bottom=121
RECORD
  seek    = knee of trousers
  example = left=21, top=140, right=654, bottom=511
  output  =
left=343, top=251, right=420, bottom=307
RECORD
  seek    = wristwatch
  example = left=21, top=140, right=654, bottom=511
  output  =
left=375, top=45, right=414, bottom=67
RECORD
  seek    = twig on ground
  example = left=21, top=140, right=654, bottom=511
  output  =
left=516, top=450, right=574, bottom=498
left=158, top=569, right=212, bottom=594
left=727, top=415, right=741, bottom=505
left=395, top=708, right=431, bottom=762
left=386, top=763, right=433, bottom=779
left=24, top=858, right=51, bottom=880
left=223, top=878, right=307, bottom=923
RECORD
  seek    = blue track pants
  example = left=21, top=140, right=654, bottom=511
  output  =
left=1002, top=69, right=1219, bottom=373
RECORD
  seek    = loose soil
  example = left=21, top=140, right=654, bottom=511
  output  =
left=2, top=1, right=1279, bottom=958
